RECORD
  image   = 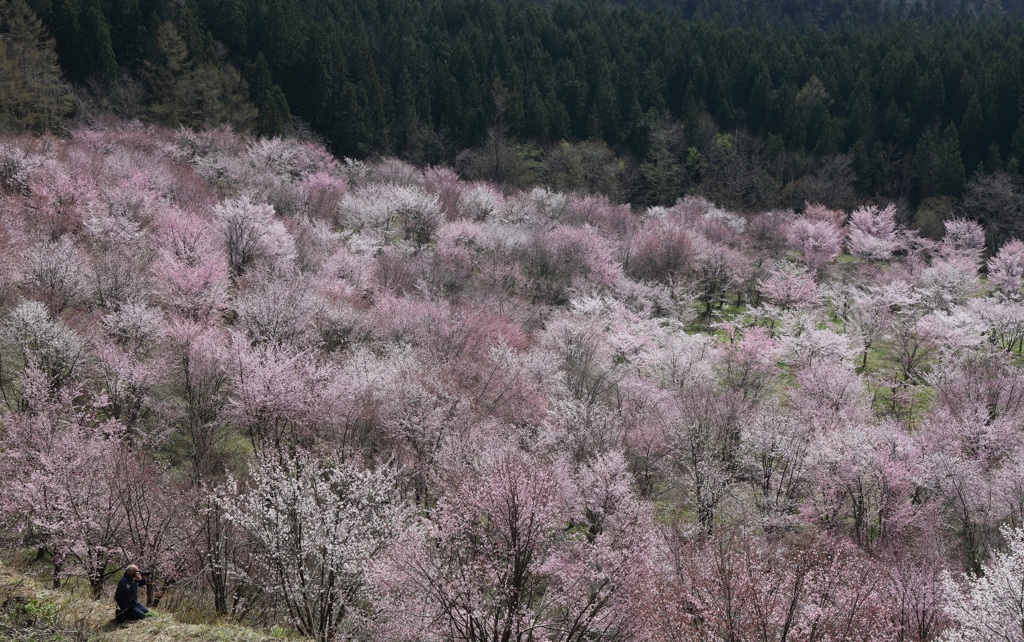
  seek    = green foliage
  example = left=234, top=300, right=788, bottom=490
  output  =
left=0, top=0, right=74, bottom=134
left=915, top=123, right=967, bottom=198
left=640, top=144, right=685, bottom=206
left=0, top=560, right=306, bottom=641
left=543, top=139, right=625, bottom=199
left=80, top=0, right=117, bottom=85
left=456, top=125, right=543, bottom=189
left=914, top=196, right=956, bottom=239
left=144, top=22, right=195, bottom=126
left=144, top=21, right=256, bottom=130
left=247, top=55, right=289, bottom=137
left=16, top=0, right=1024, bottom=206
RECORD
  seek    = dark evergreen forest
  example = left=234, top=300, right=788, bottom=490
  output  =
left=5, top=0, right=1024, bottom=227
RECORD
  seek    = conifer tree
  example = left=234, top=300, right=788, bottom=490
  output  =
left=143, top=20, right=256, bottom=130
left=0, top=0, right=73, bottom=133
left=144, top=21, right=193, bottom=127
left=247, top=54, right=289, bottom=136
left=79, top=0, right=117, bottom=85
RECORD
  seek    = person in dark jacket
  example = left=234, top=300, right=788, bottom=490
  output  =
left=114, top=565, right=151, bottom=622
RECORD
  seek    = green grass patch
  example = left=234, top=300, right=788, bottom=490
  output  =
left=0, top=559, right=306, bottom=642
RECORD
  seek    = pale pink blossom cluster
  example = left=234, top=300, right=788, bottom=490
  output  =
left=986, top=238, right=1024, bottom=295
left=1, top=122, right=1022, bottom=642
left=847, top=203, right=901, bottom=260
left=790, top=216, right=845, bottom=272
left=941, top=218, right=987, bottom=262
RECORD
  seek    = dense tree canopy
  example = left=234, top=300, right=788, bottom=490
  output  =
left=5, top=0, right=1024, bottom=212
left=2, top=119, right=1024, bottom=640
left=0, top=0, right=73, bottom=133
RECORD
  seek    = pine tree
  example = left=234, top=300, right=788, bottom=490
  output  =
left=747, top=67, right=772, bottom=133
left=190, top=62, right=257, bottom=130
left=641, top=143, right=685, bottom=205
left=846, top=71, right=874, bottom=146
left=393, top=66, right=419, bottom=153
left=248, top=54, right=289, bottom=137
left=80, top=0, right=117, bottom=85
left=0, top=0, right=74, bottom=133
left=143, top=21, right=256, bottom=130
left=916, top=123, right=966, bottom=198
left=959, top=93, right=985, bottom=172
left=144, top=21, right=193, bottom=126
left=940, top=122, right=967, bottom=195
left=1010, top=106, right=1024, bottom=173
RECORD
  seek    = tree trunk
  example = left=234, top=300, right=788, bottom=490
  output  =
left=90, top=575, right=104, bottom=599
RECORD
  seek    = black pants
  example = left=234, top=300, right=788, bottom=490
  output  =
left=115, top=603, right=149, bottom=622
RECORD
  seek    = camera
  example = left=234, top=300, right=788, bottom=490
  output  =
left=139, top=570, right=152, bottom=577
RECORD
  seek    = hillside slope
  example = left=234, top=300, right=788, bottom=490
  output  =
left=4, top=119, right=1024, bottom=640
left=0, top=561, right=297, bottom=642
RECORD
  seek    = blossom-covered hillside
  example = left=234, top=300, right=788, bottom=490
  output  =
left=1, top=119, right=1023, bottom=641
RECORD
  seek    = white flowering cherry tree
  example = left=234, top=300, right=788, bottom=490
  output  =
left=219, top=452, right=408, bottom=641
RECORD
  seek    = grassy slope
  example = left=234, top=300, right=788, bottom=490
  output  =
left=0, top=561, right=299, bottom=642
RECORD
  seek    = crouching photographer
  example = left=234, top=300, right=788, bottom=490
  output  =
left=114, top=565, right=156, bottom=623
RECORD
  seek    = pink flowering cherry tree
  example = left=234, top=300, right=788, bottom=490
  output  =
left=1, top=366, right=128, bottom=597
left=758, top=261, right=821, bottom=314
left=940, top=219, right=986, bottom=264
left=371, top=446, right=656, bottom=642
left=847, top=204, right=900, bottom=261
left=987, top=238, right=1024, bottom=297
left=787, top=204, right=844, bottom=273
left=660, top=528, right=896, bottom=641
